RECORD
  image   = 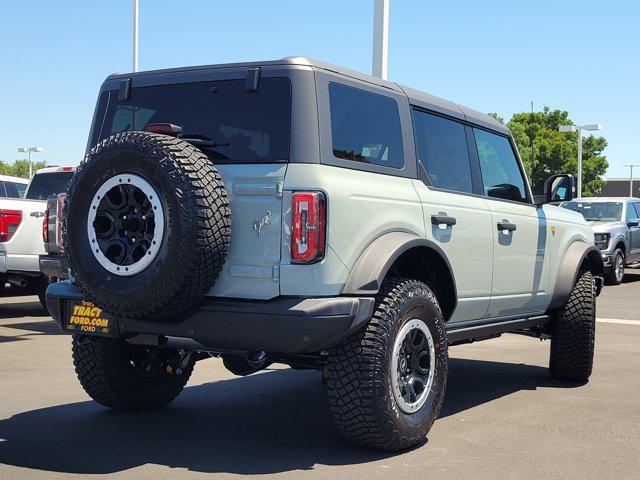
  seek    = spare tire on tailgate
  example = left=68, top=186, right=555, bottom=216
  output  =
left=64, top=131, right=231, bottom=320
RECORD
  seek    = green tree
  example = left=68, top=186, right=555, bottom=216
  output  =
left=505, top=107, right=607, bottom=197
left=6, top=159, right=47, bottom=179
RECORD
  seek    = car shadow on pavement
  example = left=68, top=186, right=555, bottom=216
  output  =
left=0, top=358, right=572, bottom=475
left=0, top=301, right=49, bottom=320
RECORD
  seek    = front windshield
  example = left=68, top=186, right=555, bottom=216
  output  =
left=561, top=201, right=623, bottom=222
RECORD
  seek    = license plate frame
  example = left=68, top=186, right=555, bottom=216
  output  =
left=63, top=299, right=115, bottom=337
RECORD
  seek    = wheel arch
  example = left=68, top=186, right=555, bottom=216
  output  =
left=341, top=232, right=457, bottom=321
left=548, top=242, right=604, bottom=310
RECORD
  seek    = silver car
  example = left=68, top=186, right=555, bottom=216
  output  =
left=561, top=197, right=640, bottom=284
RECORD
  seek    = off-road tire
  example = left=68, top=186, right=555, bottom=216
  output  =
left=325, top=278, right=448, bottom=451
left=72, top=335, right=194, bottom=411
left=64, top=131, right=231, bottom=320
left=549, top=270, right=596, bottom=382
left=604, top=248, right=624, bottom=285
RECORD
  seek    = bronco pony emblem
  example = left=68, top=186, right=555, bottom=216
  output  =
left=252, top=211, right=272, bottom=237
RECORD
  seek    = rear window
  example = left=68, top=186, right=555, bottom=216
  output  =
left=329, top=83, right=404, bottom=169
left=25, top=172, right=74, bottom=200
left=95, top=78, right=291, bottom=163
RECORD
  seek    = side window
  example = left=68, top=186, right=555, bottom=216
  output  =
left=6, top=182, right=19, bottom=198
left=0, top=182, right=7, bottom=197
left=626, top=203, right=639, bottom=222
left=412, top=110, right=473, bottom=194
left=16, top=183, right=27, bottom=198
left=474, top=129, right=528, bottom=203
left=329, top=83, right=404, bottom=169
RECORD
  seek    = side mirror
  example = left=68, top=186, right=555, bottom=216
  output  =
left=628, top=220, right=639, bottom=228
left=536, top=174, right=575, bottom=205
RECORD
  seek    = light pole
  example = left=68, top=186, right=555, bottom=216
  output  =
left=133, top=0, right=139, bottom=72
left=624, top=164, right=640, bottom=197
left=17, top=146, right=44, bottom=179
left=372, top=0, right=389, bottom=79
left=558, top=123, right=602, bottom=198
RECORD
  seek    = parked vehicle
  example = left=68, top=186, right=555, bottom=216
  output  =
left=46, top=57, right=603, bottom=451
left=40, top=192, right=69, bottom=281
left=0, top=174, right=29, bottom=198
left=561, top=197, right=640, bottom=284
left=0, top=166, right=75, bottom=305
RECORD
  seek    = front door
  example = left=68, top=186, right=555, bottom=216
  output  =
left=472, top=128, right=549, bottom=318
left=627, top=202, right=640, bottom=260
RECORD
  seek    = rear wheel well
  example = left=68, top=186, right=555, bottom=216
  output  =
left=385, top=246, right=456, bottom=321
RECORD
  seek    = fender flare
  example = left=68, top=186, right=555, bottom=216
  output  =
left=341, top=231, right=457, bottom=304
left=548, top=242, right=604, bottom=310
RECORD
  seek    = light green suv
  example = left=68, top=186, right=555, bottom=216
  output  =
left=47, top=57, right=604, bottom=451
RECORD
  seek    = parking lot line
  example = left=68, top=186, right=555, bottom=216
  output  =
left=597, top=318, right=640, bottom=325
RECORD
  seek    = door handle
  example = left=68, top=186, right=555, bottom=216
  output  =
left=497, top=220, right=517, bottom=232
left=431, top=214, right=457, bottom=227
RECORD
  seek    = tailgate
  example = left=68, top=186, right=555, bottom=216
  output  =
left=208, top=164, right=286, bottom=300
left=2, top=199, right=47, bottom=256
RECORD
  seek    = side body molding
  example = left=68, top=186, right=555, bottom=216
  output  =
left=548, top=242, right=604, bottom=310
left=341, top=232, right=457, bottom=313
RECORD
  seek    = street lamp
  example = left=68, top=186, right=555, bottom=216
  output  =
left=17, top=146, right=44, bottom=179
left=624, top=164, right=640, bottom=197
left=558, top=123, right=602, bottom=198
left=372, top=0, right=389, bottom=79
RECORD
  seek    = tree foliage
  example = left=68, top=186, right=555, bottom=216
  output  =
left=491, top=108, right=608, bottom=197
left=0, top=159, right=47, bottom=179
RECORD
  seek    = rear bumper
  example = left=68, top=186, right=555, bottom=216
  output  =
left=46, top=282, right=375, bottom=354
left=39, top=254, right=69, bottom=279
left=0, top=251, right=40, bottom=274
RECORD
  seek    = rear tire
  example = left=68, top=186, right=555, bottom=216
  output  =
left=72, top=336, right=194, bottom=411
left=549, top=270, right=596, bottom=382
left=604, top=248, right=624, bottom=285
left=326, top=278, right=448, bottom=451
left=36, top=275, right=55, bottom=312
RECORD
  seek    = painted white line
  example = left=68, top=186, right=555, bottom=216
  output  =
left=597, top=318, right=640, bottom=325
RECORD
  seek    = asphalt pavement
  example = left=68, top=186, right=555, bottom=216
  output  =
left=1, top=273, right=640, bottom=480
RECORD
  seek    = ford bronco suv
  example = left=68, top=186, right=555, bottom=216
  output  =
left=46, top=57, right=604, bottom=451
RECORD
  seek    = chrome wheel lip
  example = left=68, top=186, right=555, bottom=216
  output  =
left=391, top=318, right=436, bottom=414
left=87, top=173, right=164, bottom=277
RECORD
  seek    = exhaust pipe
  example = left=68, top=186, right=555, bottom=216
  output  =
left=7, top=276, right=27, bottom=288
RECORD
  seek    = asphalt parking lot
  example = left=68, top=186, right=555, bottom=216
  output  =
left=1, top=273, right=640, bottom=480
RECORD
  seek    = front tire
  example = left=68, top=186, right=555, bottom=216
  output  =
left=604, top=248, right=624, bottom=285
left=326, top=278, right=448, bottom=451
left=549, top=270, right=596, bottom=382
left=72, top=336, right=194, bottom=411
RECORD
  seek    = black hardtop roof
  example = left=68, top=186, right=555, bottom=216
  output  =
left=106, top=56, right=509, bottom=136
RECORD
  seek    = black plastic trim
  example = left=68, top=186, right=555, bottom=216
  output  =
left=39, top=254, right=68, bottom=279
left=447, top=315, right=550, bottom=343
left=46, top=282, right=375, bottom=354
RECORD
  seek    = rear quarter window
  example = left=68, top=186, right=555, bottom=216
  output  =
left=329, top=83, right=404, bottom=169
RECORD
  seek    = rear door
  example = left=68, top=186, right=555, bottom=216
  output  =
left=411, top=109, right=493, bottom=322
left=627, top=202, right=640, bottom=260
left=473, top=128, right=550, bottom=318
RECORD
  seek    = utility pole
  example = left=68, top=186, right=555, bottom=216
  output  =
left=372, top=0, right=389, bottom=80
left=17, top=146, right=44, bottom=179
left=133, top=0, right=139, bottom=72
left=624, top=164, right=640, bottom=197
left=559, top=123, right=602, bottom=198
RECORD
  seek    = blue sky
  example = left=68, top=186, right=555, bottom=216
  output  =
left=1, top=0, right=638, bottom=179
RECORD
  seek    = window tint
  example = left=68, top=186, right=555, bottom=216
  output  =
left=98, top=78, right=291, bottom=163
left=6, top=182, right=20, bottom=198
left=412, top=110, right=473, bottom=193
left=329, top=83, right=404, bottom=169
left=474, top=129, right=528, bottom=203
left=0, top=182, right=7, bottom=197
left=626, top=203, right=639, bottom=222
left=25, top=172, right=74, bottom=200
left=16, top=183, right=27, bottom=198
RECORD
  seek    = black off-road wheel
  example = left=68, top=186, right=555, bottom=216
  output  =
left=549, top=270, right=596, bottom=382
left=64, top=131, right=231, bottom=320
left=325, top=278, right=448, bottom=451
left=604, top=248, right=624, bottom=285
left=72, top=335, right=194, bottom=411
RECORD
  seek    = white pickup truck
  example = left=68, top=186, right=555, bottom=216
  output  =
left=0, top=166, right=75, bottom=306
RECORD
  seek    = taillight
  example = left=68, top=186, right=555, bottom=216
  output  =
left=43, top=208, right=49, bottom=248
left=0, top=209, right=22, bottom=242
left=291, top=191, right=326, bottom=264
left=56, top=193, right=66, bottom=252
